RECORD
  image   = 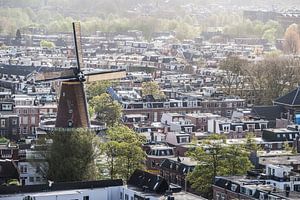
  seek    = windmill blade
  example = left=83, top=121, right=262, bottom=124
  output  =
left=73, top=22, right=84, bottom=71
left=35, top=68, right=76, bottom=82
left=85, top=69, right=126, bottom=83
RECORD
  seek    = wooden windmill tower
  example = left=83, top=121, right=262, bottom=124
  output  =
left=35, top=22, right=126, bottom=129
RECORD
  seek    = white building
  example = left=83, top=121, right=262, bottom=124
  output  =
left=0, top=175, right=204, bottom=200
left=265, top=164, right=300, bottom=192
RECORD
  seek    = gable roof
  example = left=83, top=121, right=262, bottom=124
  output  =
left=0, top=159, right=19, bottom=182
left=128, top=169, right=169, bottom=194
left=252, top=105, right=284, bottom=120
left=274, top=87, right=300, bottom=106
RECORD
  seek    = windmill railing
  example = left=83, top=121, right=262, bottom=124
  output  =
left=40, top=120, right=106, bottom=132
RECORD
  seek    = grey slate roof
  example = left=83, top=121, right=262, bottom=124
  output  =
left=252, top=105, right=284, bottom=120
left=274, top=87, right=300, bottom=106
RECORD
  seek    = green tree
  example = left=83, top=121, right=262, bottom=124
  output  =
left=89, top=93, right=122, bottom=127
left=102, top=125, right=146, bottom=180
left=46, top=129, right=100, bottom=182
left=141, top=81, right=166, bottom=99
left=187, top=134, right=252, bottom=198
left=245, top=133, right=261, bottom=152
left=283, top=140, right=296, bottom=154
left=40, top=40, right=55, bottom=48
left=86, top=80, right=112, bottom=100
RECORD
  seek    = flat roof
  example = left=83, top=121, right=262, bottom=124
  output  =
left=168, top=157, right=197, bottom=166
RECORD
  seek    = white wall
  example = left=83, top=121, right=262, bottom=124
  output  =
left=1, top=186, right=122, bottom=200
left=161, top=113, right=173, bottom=125
left=19, top=161, right=47, bottom=186
left=122, top=186, right=159, bottom=200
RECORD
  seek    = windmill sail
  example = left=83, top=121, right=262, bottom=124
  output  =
left=35, top=68, right=76, bottom=82
left=73, top=22, right=84, bottom=71
left=85, top=69, right=126, bottom=83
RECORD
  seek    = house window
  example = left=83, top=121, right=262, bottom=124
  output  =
left=260, top=123, right=267, bottom=129
left=2, top=104, right=12, bottom=111
left=180, top=137, right=188, bottom=143
left=68, top=120, right=73, bottom=127
left=29, top=177, right=34, bottom=182
left=241, top=187, right=246, bottom=193
left=31, top=116, right=36, bottom=125
left=125, top=194, right=129, bottom=200
left=83, top=196, right=89, bottom=200
left=36, top=177, right=41, bottom=182
left=0, top=119, right=5, bottom=128
left=22, top=116, right=28, bottom=125
left=12, top=119, right=18, bottom=125
left=247, top=124, right=255, bottom=131
left=20, top=165, right=27, bottom=173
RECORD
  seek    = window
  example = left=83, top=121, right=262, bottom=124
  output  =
left=125, top=194, right=129, bottom=200
left=31, top=116, right=36, bottom=125
left=249, top=190, right=253, bottom=196
left=83, top=196, right=89, bottom=200
left=36, top=177, right=41, bottom=182
left=36, top=166, right=41, bottom=173
left=231, top=184, right=237, bottom=191
left=241, top=187, right=246, bottom=194
left=22, top=116, right=28, bottom=125
left=260, top=123, right=267, bottom=129
left=12, top=119, right=18, bottom=125
left=0, top=119, right=5, bottom=128
left=247, top=124, right=255, bottom=131
left=20, top=165, right=27, bottom=173
left=29, top=177, right=34, bottom=182
left=2, top=104, right=12, bottom=111
left=68, top=120, right=73, bottom=127
left=180, top=137, right=188, bottom=143
left=120, top=192, right=123, bottom=200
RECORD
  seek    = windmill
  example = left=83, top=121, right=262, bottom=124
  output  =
left=35, top=22, right=126, bottom=129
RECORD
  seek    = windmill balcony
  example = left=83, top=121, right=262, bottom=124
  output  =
left=39, top=119, right=106, bottom=132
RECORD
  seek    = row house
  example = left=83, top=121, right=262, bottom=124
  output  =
left=207, top=118, right=269, bottom=138
left=213, top=164, right=300, bottom=200
left=0, top=114, right=19, bottom=141
left=262, top=128, right=300, bottom=150
left=0, top=141, right=18, bottom=160
left=18, top=145, right=47, bottom=186
left=160, top=157, right=197, bottom=193
left=121, top=97, right=245, bottom=122
left=213, top=176, right=295, bottom=200
left=185, top=113, right=221, bottom=132
left=13, top=95, right=57, bottom=136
